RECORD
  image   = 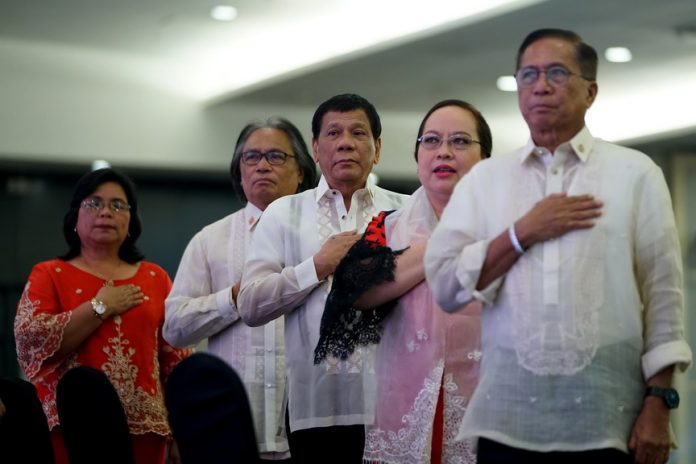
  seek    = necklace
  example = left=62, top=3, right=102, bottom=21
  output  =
left=75, top=256, right=122, bottom=286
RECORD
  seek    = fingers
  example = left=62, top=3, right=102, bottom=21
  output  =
left=326, top=232, right=360, bottom=249
left=314, top=232, right=361, bottom=280
left=99, top=284, right=143, bottom=313
left=123, top=285, right=144, bottom=308
left=631, top=436, right=671, bottom=464
left=328, top=231, right=361, bottom=243
left=332, top=230, right=359, bottom=237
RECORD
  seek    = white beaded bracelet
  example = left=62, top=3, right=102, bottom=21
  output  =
left=508, top=225, right=525, bottom=255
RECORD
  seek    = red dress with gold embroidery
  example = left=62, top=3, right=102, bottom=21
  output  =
left=14, top=259, right=191, bottom=442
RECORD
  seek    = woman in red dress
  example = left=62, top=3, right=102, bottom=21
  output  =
left=14, top=168, right=191, bottom=464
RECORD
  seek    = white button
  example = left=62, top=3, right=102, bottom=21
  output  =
left=266, top=383, right=274, bottom=388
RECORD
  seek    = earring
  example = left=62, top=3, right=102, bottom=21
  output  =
left=74, top=227, right=77, bottom=232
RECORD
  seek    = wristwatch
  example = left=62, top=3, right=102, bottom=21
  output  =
left=90, top=298, right=108, bottom=320
left=644, top=386, right=680, bottom=409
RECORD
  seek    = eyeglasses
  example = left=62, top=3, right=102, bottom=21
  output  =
left=241, top=150, right=295, bottom=166
left=515, top=65, right=591, bottom=88
left=417, top=133, right=481, bottom=151
left=81, top=198, right=131, bottom=214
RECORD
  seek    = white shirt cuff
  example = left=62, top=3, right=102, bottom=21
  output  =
left=215, top=287, right=238, bottom=319
left=295, top=256, right=320, bottom=289
left=642, top=340, right=693, bottom=380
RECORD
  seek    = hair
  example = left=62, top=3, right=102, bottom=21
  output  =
left=311, top=93, right=382, bottom=140
left=515, top=28, right=598, bottom=80
left=414, top=99, right=493, bottom=160
left=229, top=116, right=318, bottom=203
left=59, top=168, right=144, bottom=263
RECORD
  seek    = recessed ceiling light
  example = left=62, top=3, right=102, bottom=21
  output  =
left=91, top=160, right=111, bottom=171
left=211, top=5, right=238, bottom=21
left=605, top=47, right=632, bottom=63
left=497, top=75, right=517, bottom=92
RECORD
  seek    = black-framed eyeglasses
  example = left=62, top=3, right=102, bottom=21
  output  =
left=241, top=150, right=295, bottom=166
left=515, top=64, right=592, bottom=88
left=417, top=133, right=481, bottom=151
left=81, top=197, right=131, bottom=214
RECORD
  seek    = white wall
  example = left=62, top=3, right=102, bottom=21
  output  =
left=0, top=38, right=532, bottom=180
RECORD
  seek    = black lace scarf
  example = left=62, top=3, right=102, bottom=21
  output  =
left=313, top=211, right=405, bottom=364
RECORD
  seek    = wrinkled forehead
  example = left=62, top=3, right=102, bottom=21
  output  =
left=320, top=109, right=371, bottom=131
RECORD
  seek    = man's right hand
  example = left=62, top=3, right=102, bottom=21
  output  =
left=515, top=193, right=602, bottom=247
left=313, top=231, right=361, bottom=281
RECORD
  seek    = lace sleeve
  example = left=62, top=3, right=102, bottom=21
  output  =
left=14, top=267, right=72, bottom=380
left=314, top=211, right=405, bottom=364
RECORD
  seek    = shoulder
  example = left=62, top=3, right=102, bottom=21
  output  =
left=33, top=259, right=63, bottom=271
left=26, top=260, right=65, bottom=283
left=31, top=259, right=71, bottom=277
left=264, top=189, right=315, bottom=216
left=371, top=185, right=410, bottom=208
left=593, top=140, right=657, bottom=170
left=138, top=261, right=170, bottom=281
left=450, top=150, right=520, bottom=197
left=207, top=212, right=239, bottom=229
left=195, top=213, right=238, bottom=239
left=590, top=140, right=667, bottom=189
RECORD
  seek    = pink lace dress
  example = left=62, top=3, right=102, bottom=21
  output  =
left=316, top=187, right=481, bottom=464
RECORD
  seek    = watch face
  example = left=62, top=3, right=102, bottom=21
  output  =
left=92, top=299, right=107, bottom=315
left=666, top=390, right=680, bottom=408
left=647, top=387, right=680, bottom=409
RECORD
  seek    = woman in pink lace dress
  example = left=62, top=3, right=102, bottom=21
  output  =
left=315, top=100, right=492, bottom=463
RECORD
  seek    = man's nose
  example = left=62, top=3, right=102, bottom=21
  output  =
left=256, top=156, right=273, bottom=170
left=337, top=132, right=356, bottom=150
left=532, top=71, right=553, bottom=93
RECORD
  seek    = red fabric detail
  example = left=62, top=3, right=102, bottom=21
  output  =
left=431, top=383, right=445, bottom=464
left=363, top=211, right=388, bottom=248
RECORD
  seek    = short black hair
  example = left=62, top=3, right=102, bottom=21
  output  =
left=414, top=99, right=492, bottom=160
left=516, top=28, right=598, bottom=81
left=59, top=168, right=144, bottom=263
left=311, top=93, right=381, bottom=140
left=229, top=117, right=318, bottom=203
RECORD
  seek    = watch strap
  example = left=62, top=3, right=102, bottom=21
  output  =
left=644, top=386, right=679, bottom=409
